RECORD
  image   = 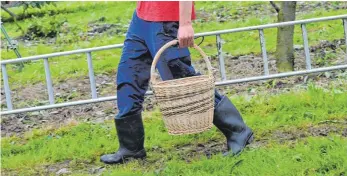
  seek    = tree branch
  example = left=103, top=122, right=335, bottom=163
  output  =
left=1, top=6, right=17, bottom=18
left=270, top=1, right=280, bottom=13
left=1, top=5, right=24, bottom=33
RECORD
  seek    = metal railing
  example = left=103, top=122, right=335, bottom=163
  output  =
left=1, top=15, right=347, bottom=116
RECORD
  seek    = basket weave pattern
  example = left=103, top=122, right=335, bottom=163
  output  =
left=150, top=40, right=215, bottom=135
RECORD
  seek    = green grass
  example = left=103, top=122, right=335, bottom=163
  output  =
left=151, top=136, right=347, bottom=176
left=1, top=2, right=346, bottom=87
left=1, top=3, right=346, bottom=175
left=2, top=86, right=346, bottom=175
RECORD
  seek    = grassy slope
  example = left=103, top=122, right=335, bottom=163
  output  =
left=1, top=2, right=346, bottom=87
left=2, top=85, right=347, bottom=175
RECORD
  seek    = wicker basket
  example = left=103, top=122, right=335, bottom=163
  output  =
left=150, top=40, right=215, bottom=135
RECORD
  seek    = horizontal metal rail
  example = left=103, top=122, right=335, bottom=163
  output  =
left=1, top=64, right=346, bottom=115
left=1, top=14, right=347, bottom=116
left=195, top=14, right=347, bottom=37
left=0, top=44, right=124, bottom=64
left=215, top=64, right=347, bottom=86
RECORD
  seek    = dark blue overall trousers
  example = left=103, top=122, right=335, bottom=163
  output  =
left=116, top=12, right=222, bottom=118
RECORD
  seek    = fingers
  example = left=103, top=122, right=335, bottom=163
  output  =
left=178, top=36, right=185, bottom=48
left=177, top=25, right=194, bottom=48
left=179, top=35, right=194, bottom=48
left=188, top=36, right=194, bottom=47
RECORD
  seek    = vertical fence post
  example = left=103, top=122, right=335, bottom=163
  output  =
left=44, top=58, right=54, bottom=104
left=343, top=19, right=347, bottom=63
left=87, top=52, right=97, bottom=99
left=1, top=64, right=13, bottom=110
left=301, top=24, right=312, bottom=70
left=258, top=29, right=270, bottom=75
left=216, top=34, right=227, bottom=80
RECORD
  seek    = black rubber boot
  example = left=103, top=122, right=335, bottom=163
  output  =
left=100, top=113, right=146, bottom=164
left=213, top=96, right=254, bottom=156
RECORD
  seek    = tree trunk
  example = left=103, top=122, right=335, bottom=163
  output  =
left=275, top=1, right=296, bottom=72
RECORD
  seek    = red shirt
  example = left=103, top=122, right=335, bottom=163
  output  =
left=136, top=1, right=196, bottom=22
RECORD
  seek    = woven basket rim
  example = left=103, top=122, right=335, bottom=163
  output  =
left=152, top=75, right=213, bottom=87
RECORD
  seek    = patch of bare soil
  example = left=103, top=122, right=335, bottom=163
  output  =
left=1, top=40, right=346, bottom=137
left=2, top=159, right=106, bottom=176
left=195, top=39, right=346, bottom=81
left=1, top=74, right=118, bottom=137
left=271, top=122, right=347, bottom=143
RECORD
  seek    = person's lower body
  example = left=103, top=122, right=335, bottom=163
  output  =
left=100, top=11, right=253, bottom=164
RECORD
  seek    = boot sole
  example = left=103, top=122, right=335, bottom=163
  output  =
left=221, top=132, right=254, bottom=157
left=101, top=155, right=146, bottom=165
left=101, top=150, right=147, bottom=165
left=121, top=155, right=147, bottom=164
left=246, top=133, right=254, bottom=145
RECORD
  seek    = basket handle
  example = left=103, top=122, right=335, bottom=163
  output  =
left=150, top=39, right=213, bottom=83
